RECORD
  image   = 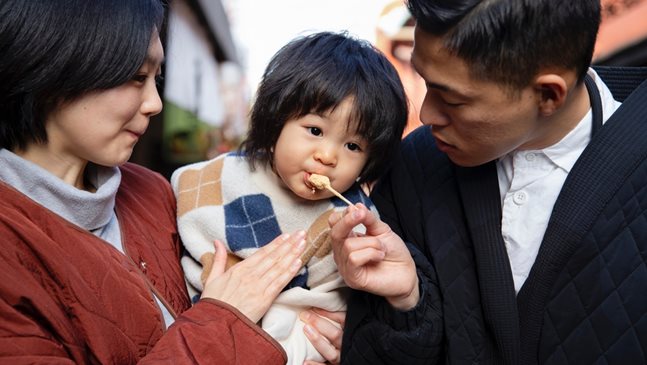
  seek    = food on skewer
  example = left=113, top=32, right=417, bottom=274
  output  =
left=308, top=173, right=353, bottom=206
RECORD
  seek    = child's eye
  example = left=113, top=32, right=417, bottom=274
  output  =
left=346, top=143, right=363, bottom=152
left=308, top=127, right=323, bottom=136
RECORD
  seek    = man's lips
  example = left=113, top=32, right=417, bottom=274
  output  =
left=432, top=134, right=454, bottom=152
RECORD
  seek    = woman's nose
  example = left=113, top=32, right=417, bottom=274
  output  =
left=141, top=81, right=163, bottom=117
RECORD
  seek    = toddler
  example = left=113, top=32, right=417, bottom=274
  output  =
left=171, top=31, right=407, bottom=364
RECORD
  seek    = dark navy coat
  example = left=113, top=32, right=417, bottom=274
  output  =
left=341, top=67, right=647, bottom=365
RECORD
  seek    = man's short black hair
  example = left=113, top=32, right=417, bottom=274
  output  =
left=407, top=0, right=601, bottom=90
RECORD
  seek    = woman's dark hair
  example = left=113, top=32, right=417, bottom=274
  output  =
left=0, top=0, right=165, bottom=150
left=406, top=0, right=601, bottom=91
left=240, top=31, right=408, bottom=184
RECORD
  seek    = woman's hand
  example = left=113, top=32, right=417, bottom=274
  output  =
left=329, top=204, right=419, bottom=310
left=201, top=231, right=307, bottom=323
left=301, top=309, right=345, bottom=365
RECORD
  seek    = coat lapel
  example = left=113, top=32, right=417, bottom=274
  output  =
left=517, top=78, right=647, bottom=362
left=456, top=162, right=521, bottom=365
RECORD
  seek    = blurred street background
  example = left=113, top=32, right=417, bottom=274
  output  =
left=131, top=0, right=647, bottom=178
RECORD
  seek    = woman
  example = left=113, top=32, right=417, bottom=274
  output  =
left=0, top=0, right=337, bottom=363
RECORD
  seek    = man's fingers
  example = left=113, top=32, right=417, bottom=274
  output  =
left=330, top=204, right=390, bottom=245
left=310, top=308, right=346, bottom=328
left=345, top=247, right=386, bottom=269
left=301, top=310, right=344, bottom=349
left=301, top=311, right=341, bottom=364
left=329, top=204, right=367, bottom=243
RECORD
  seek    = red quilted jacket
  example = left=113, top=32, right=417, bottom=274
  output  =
left=0, top=163, right=286, bottom=364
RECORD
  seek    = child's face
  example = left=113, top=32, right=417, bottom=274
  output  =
left=273, top=97, right=368, bottom=201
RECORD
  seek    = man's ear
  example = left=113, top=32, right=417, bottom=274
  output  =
left=534, top=74, right=568, bottom=116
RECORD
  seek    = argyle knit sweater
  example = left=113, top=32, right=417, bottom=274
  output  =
left=171, top=152, right=375, bottom=364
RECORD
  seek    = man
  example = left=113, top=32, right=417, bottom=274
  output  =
left=311, top=0, right=647, bottom=364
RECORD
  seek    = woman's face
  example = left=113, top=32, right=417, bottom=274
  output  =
left=272, top=97, right=369, bottom=201
left=43, top=34, right=164, bottom=168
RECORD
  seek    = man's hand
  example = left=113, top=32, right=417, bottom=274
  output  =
left=329, top=204, right=419, bottom=310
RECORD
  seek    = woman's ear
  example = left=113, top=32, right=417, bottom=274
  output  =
left=534, top=74, right=569, bottom=116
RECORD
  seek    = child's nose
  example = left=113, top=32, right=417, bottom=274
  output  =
left=313, top=146, right=337, bottom=166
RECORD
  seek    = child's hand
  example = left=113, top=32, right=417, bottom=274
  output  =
left=200, top=231, right=307, bottom=323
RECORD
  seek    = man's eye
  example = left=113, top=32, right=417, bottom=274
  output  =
left=308, top=127, right=322, bottom=136
left=443, top=99, right=463, bottom=107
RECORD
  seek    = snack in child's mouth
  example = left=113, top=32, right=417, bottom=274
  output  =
left=308, top=174, right=330, bottom=190
left=308, top=173, right=353, bottom=206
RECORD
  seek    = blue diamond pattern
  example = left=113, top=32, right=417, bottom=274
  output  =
left=225, top=194, right=281, bottom=251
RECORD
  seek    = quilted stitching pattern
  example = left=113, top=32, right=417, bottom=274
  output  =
left=391, top=130, right=494, bottom=363
left=540, top=166, right=647, bottom=364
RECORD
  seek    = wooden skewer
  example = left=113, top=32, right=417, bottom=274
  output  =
left=308, top=174, right=353, bottom=206
left=325, top=185, right=353, bottom=206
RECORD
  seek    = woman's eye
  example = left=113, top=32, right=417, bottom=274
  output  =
left=132, top=74, right=148, bottom=83
left=308, top=127, right=322, bottom=136
left=346, top=143, right=362, bottom=152
left=155, top=75, right=164, bottom=86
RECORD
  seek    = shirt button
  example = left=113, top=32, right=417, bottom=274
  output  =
left=513, top=191, right=528, bottom=205
left=525, top=153, right=536, bottom=161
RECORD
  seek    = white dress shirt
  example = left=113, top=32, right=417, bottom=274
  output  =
left=496, top=69, right=622, bottom=293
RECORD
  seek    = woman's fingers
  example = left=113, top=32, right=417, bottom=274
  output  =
left=244, top=231, right=305, bottom=274
left=256, top=232, right=307, bottom=290
left=203, top=239, right=228, bottom=286
left=200, top=231, right=307, bottom=323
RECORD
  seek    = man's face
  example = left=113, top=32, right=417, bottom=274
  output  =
left=411, top=28, right=544, bottom=167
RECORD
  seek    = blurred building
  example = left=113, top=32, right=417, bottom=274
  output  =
left=131, top=0, right=248, bottom=178
left=375, top=1, right=423, bottom=137
left=594, top=0, right=647, bottom=65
